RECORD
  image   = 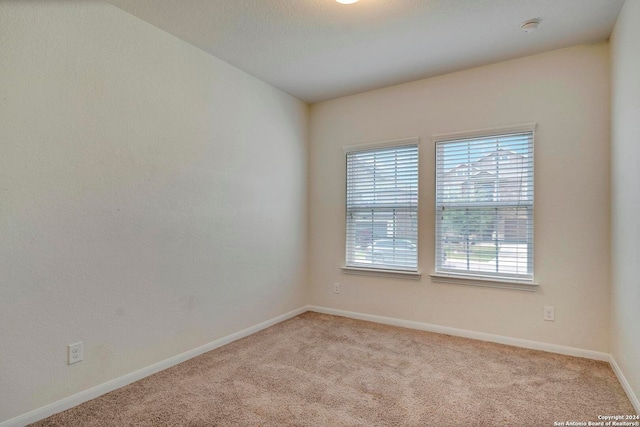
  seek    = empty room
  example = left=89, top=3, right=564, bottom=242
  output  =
left=1, top=0, right=639, bottom=426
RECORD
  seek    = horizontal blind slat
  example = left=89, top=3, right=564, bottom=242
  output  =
left=435, top=131, right=534, bottom=281
left=346, top=144, right=418, bottom=272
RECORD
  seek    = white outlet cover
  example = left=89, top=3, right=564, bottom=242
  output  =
left=543, top=306, right=555, bottom=321
left=68, top=342, right=83, bottom=365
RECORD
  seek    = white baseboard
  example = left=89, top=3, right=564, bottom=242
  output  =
left=610, top=355, right=640, bottom=415
left=5, top=305, right=636, bottom=426
left=311, top=305, right=640, bottom=412
left=0, top=306, right=308, bottom=427
left=308, top=305, right=610, bottom=361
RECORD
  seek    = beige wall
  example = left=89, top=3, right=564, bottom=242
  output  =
left=611, top=0, right=640, bottom=403
left=1, top=0, right=631, bottom=422
left=309, top=43, right=611, bottom=352
left=0, top=2, right=308, bottom=422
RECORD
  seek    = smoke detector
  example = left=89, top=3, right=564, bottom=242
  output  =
left=521, top=19, right=540, bottom=33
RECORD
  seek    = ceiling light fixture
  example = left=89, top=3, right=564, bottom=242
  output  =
left=520, top=19, right=540, bottom=33
left=336, top=0, right=359, bottom=4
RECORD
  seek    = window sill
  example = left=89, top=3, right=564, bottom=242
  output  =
left=341, top=266, right=421, bottom=280
left=429, top=273, right=539, bottom=291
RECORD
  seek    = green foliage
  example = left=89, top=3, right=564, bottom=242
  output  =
left=441, top=208, right=495, bottom=242
left=445, top=244, right=497, bottom=262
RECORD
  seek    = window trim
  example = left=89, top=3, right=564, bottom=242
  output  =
left=342, top=266, right=422, bottom=280
left=432, top=123, right=536, bottom=285
left=343, top=137, right=420, bottom=275
left=343, top=136, right=420, bottom=154
left=432, top=123, right=537, bottom=144
left=429, top=273, right=539, bottom=291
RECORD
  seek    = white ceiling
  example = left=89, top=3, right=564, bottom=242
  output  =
left=105, top=0, right=624, bottom=103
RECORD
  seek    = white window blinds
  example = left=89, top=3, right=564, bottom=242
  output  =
left=435, top=130, right=534, bottom=281
left=346, top=143, right=419, bottom=272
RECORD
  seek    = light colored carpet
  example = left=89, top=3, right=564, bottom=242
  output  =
left=33, top=312, right=635, bottom=426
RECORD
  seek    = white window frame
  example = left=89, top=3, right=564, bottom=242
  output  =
left=430, top=124, right=538, bottom=290
left=342, top=137, right=420, bottom=279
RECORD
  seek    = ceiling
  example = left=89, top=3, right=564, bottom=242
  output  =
left=105, top=0, right=625, bottom=103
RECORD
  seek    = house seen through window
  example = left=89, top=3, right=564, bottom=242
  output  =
left=435, top=128, right=534, bottom=282
left=345, top=142, right=418, bottom=272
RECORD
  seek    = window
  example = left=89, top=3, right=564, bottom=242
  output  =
left=435, top=126, right=534, bottom=282
left=345, top=140, right=419, bottom=272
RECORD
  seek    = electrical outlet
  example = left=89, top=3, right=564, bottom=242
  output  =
left=543, top=306, right=555, bottom=321
left=333, top=283, right=341, bottom=294
left=68, top=342, right=83, bottom=365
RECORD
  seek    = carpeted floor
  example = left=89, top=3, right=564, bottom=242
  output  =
left=33, top=312, right=635, bottom=426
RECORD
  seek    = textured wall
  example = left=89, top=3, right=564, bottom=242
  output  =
left=0, top=2, right=308, bottom=422
left=309, top=43, right=611, bottom=352
left=610, top=0, right=640, bottom=406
